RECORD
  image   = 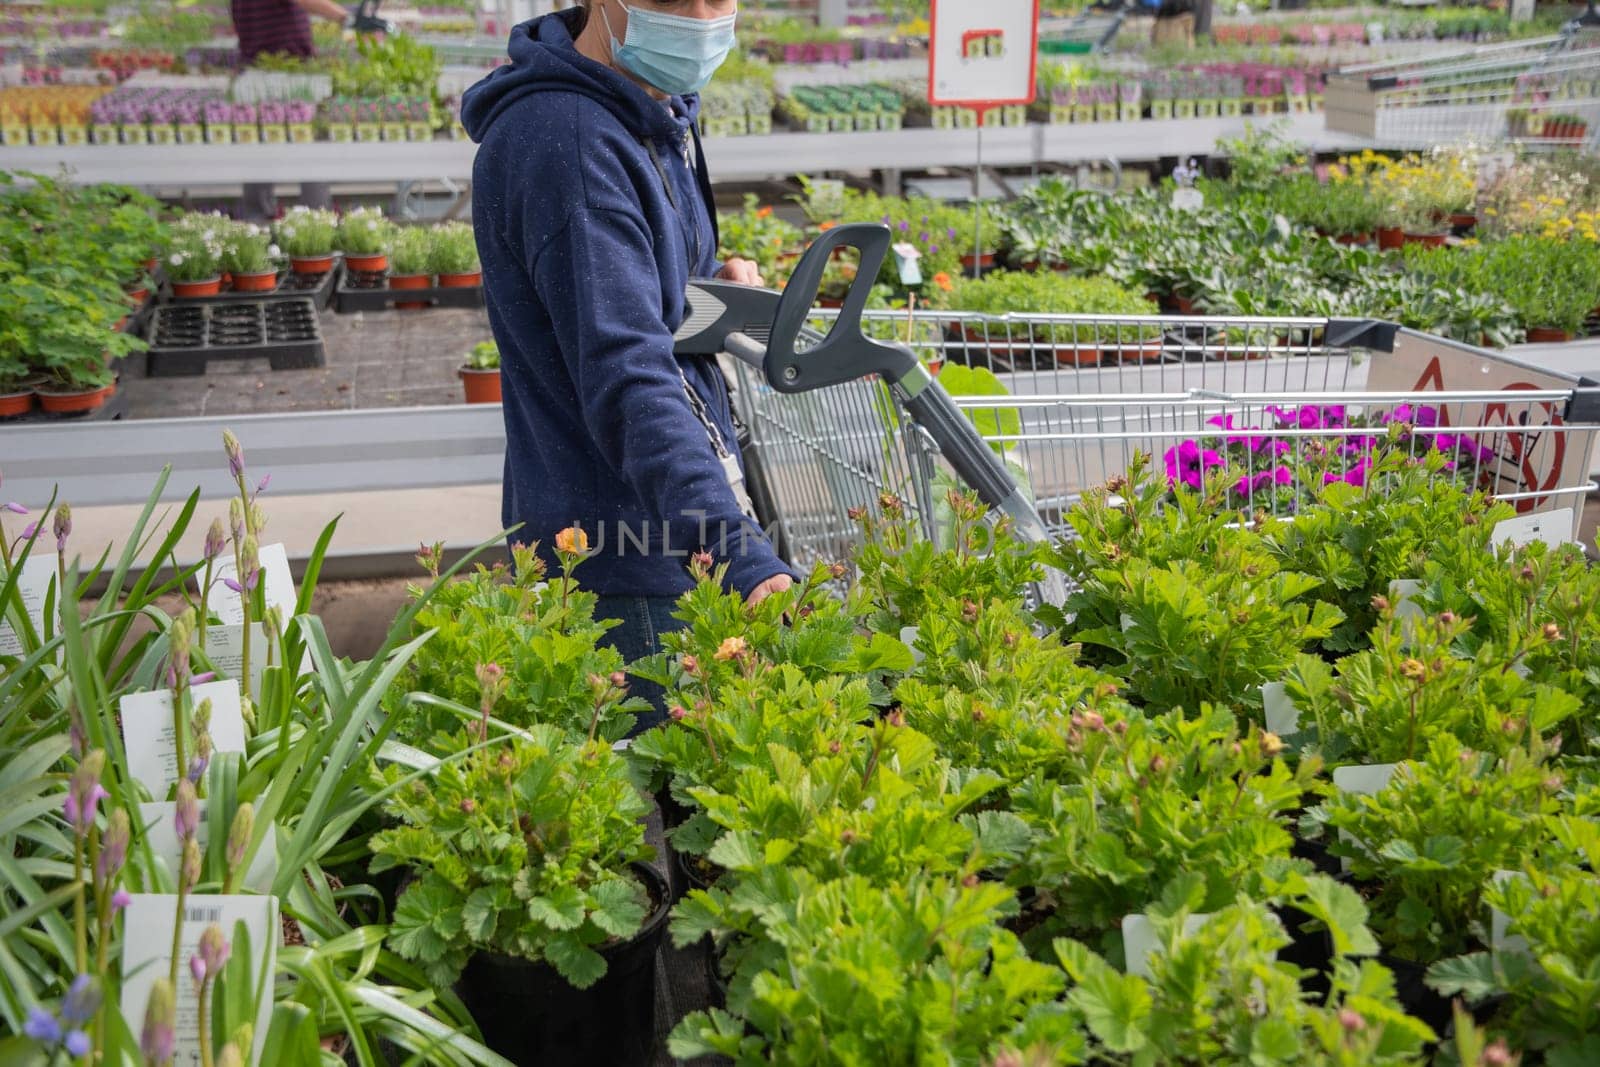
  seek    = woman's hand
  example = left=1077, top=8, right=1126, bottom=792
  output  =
left=747, top=572, right=793, bottom=605
left=716, top=257, right=764, bottom=288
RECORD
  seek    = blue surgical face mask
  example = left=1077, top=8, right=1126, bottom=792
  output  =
left=600, top=2, right=737, bottom=97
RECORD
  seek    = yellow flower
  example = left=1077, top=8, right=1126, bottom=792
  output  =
left=554, top=526, right=588, bottom=555
left=714, top=636, right=748, bottom=661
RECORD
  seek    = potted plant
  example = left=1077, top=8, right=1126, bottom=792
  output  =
left=275, top=206, right=339, bottom=275
left=336, top=206, right=394, bottom=274
left=164, top=224, right=225, bottom=298
left=221, top=222, right=281, bottom=292
left=1394, top=196, right=1449, bottom=248
left=370, top=722, right=668, bottom=1064
left=429, top=221, right=481, bottom=287
left=387, top=226, right=434, bottom=308
left=0, top=348, right=35, bottom=418
left=460, top=340, right=500, bottom=404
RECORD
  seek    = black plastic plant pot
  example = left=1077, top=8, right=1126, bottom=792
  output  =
left=1380, top=953, right=1453, bottom=1037
left=456, top=861, right=670, bottom=1066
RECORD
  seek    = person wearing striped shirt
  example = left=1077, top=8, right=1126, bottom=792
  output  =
left=230, top=0, right=350, bottom=220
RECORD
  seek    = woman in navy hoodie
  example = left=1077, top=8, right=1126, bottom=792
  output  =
left=462, top=1, right=794, bottom=729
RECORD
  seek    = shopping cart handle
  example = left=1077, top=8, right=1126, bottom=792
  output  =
left=762, top=223, right=919, bottom=392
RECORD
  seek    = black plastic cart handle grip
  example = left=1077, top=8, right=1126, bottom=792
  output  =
left=762, top=223, right=918, bottom=391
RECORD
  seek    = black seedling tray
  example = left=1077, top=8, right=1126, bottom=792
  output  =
left=159, top=266, right=337, bottom=311
left=333, top=265, right=484, bottom=313
left=145, top=299, right=325, bottom=377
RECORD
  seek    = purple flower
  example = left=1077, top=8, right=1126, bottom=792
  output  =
left=898, top=220, right=909, bottom=232
left=21, top=521, right=37, bottom=539
left=24, top=1006, right=61, bottom=1044
left=222, top=430, right=243, bottom=481
left=186, top=754, right=208, bottom=784
left=221, top=571, right=258, bottom=595
left=174, top=780, right=199, bottom=840
left=1163, top=440, right=1226, bottom=489
left=64, top=1030, right=90, bottom=1057
left=203, top=518, right=226, bottom=562
left=52, top=504, right=71, bottom=554
left=97, top=809, right=129, bottom=883
left=60, top=976, right=100, bottom=1026
left=140, top=980, right=176, bottom=1064
left=946, top=228, right=958, bottom=240
left=1205, top=413, right=1266, bottom=451
left=112, top=888, right=131, bottom=911
left=1, top=501, right=25, bottom=515
left=189, top=955, right=207, bottom=984
left=197, top=924, right=230, bottom=979
left=1323, top=457, right=1372, bottom=487
left=1232, top=465, right=1294, bottom=496
left=190, top=671, right=216, bottom=686
left=256, top=474, right=270, bottom=494
left=64, top=752, right=108, bottom=834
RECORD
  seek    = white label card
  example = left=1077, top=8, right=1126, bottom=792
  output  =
left=928, top=0, right=1040, bottom=106
left=120, top=894, right=278, bottom=1067
left=1261, top=682, right=1301, bottom=736
left=1333, top=763, right=1399, bottom=871
left=201, top=624, right=268, bottom=694
left=1491, top=508, right=1574, bottom=552
left=0, top=551, right=57, bottom=656
left=120, top=680, right=249, bottom=795
left=899, top=625, right=924, bottom=666
left=138, top=801, right=278, bottom=895
left=892, top=242, right=923, bottom=286
left=207, top=543, right=296, bottom=627
left=1122, top=913, right=1214, bottom=979
left=1488, top=869, right=1530, bottom=956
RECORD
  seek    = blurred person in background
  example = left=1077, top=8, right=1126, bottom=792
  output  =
left=229, top=0, right=350, bottom=220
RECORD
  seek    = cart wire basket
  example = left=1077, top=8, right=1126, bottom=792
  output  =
left=1323, top=27, right=1600, bottom=151
left=1038, top=8, right=1127, bottom=55
left=727, top=308, right=1600, bottom=571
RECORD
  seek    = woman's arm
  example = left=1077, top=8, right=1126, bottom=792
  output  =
left=294, top=0, right=351, bottom=24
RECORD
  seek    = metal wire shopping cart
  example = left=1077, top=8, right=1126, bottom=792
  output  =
left=680, top=226, right=1600, bottom=573
left=1323, top=28, right=1600, bottom=151
left=1038, top=7, right=1128, bottom=56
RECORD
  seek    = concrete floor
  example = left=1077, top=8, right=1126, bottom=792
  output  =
left=121, top=305, right=495, bottom=417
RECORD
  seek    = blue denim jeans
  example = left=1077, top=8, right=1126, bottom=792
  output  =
left=595, top=594, right=685, bottom=736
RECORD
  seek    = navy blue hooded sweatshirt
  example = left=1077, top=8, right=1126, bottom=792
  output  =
left=462, top=10, right=792, bottom=598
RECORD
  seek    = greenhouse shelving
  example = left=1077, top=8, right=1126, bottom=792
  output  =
left=0, top=112, right=1374, bottom=189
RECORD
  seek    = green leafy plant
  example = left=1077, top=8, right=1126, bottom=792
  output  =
left=669, top=873, right=1076, bottom=1064
left=428, top=222, right=479, bottom=276
left=371, top=722, right=654, bottom=989
left=1311, top=734, right=1569, bottom=963
left=1053, top=883, right=1435, bottom=1063
left=949, top=270, right=1160, bottom=351
left=336, top=207, right=395, bottom=257
left=273, top=206, right=338, bottom=259
left=465, top=341, right=498, bottom=370
left=386, top=541, right=646, bottom=747
left=220, top=221, right=280, bottom=276
left=717, top=194, right=801, bottom=286
left=389, top=227, right=433, bottom=277
left=1429, top=856, right=1600, bottom=1062
left=1006, top=706, right=1321, bottom=944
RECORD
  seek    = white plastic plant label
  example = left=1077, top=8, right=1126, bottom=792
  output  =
left=138, top=801, right=277, bottom=894
left=1261, top=682, right=1301, bottom=736
left=1488, top=869, right=1530, bottom=956
left=899, top=626, right=924, bottom=665
left=120, top=893, right=278, bottom=1067
left=1171, top=187, right=1204, bottom=213
left=0, top=551, right=57, bottom=656
left=120, top=680, right=249, bottom=795
left=1389, top=578, right=1424, bottom=645
left=892, top=242, right=923, bottom=287
left=1490, top=508, right=1574, bottom=552
left=1122, top=913, right=1213, bottom=979
left=201, top=624, right=269, bottom=694
left=208, top=542, right=296, bottom=627
left=1332, top=763, right=1398, bottom=871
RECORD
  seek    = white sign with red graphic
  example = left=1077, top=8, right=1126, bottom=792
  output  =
left=928, top=0, right=1040, bottom=108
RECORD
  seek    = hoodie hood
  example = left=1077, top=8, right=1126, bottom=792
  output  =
left=461, top=9, right=696, bottom=146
